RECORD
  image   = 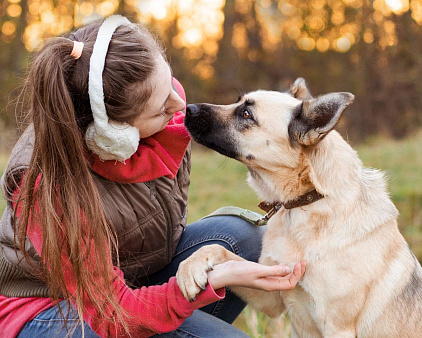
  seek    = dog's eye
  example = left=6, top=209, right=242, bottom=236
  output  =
left=243, top=110, right=251, bottom=119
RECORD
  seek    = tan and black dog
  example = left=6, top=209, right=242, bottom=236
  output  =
left=176, top=78, right=422, bottom=337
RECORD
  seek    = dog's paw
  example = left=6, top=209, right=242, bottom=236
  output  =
left=176, top=257, right=214, bottom=302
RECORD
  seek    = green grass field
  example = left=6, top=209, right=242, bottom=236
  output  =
left=0, top=132, right=421, bottom=337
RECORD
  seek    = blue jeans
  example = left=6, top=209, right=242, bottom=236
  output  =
left=17, top=301, right=98, bottom=338
left=18, top=216, right=265, bottom=337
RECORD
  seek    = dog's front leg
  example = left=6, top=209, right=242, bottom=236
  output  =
left=230, top=285, right=285, bottom=318
left=176, top=244, right=243, bottom=301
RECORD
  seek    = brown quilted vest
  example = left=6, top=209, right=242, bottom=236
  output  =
left=0, top=126, right=190, bottom=297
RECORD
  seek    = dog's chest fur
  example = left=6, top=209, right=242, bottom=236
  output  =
left=259, top=210, right=343, bottom=334
left=258, top=198, right=422, bottom=336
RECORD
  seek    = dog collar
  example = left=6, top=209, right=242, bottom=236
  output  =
left=255, top=189, right=324, bottom=226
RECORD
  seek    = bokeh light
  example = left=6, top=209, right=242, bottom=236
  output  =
left=6, top=4, right=22, bottom=17
left=2, top=21, right=16, bottom=36
left=4, top=0, right=422, bottom=53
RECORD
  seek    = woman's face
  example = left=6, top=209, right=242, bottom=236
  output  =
left=132, top=54, right=186, bottom=139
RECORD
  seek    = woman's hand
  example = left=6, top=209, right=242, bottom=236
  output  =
left=207, top=260, right=306, bottom=291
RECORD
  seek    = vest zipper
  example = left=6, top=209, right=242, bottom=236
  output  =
left=144, top=181, right=173, bottom=263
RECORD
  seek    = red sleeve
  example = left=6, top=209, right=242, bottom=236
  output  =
left=14, top=179, right=225, bottom=337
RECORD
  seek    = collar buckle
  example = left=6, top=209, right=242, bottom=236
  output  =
left=254, top=189, right=324, bottom=226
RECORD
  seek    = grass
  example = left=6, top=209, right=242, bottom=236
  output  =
left=187, top=146, right=262, bottom=222
left=357, top=131, right=422, bottom=257
left=0, top=132, right=421, bottom=337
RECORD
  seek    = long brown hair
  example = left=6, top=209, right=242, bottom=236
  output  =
left=15, top=19, right=164, bottom=335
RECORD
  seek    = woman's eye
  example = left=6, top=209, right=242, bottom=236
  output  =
left=243, top=109, right=251, bottom=119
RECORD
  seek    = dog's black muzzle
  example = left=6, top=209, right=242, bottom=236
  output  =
left=185, top=104, right=214, bottom=138
left=184, top=103, right=239, bottom=159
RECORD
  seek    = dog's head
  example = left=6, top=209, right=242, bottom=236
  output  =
left=185, top=78, right=354, bottom=173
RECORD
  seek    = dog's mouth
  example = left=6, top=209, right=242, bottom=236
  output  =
left=185, top=104, right=240, bottom=160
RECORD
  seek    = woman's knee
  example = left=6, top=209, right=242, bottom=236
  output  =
left=188, top=215, right=266, bottom=262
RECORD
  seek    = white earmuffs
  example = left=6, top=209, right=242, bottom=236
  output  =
left=85, top=15, right=140, bottom=162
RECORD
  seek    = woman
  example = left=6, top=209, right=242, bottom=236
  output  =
left=0, top=15, right=305, bottom=337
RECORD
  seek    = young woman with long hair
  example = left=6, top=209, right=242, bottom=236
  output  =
left=0, top=15, right=305, bottom=337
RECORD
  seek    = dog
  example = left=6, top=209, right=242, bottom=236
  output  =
left=176, top=78, right=422, bottom=337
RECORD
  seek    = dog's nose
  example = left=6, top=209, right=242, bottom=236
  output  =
left=186, top=104, right=199, bottom=117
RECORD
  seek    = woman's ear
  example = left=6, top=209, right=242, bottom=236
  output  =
left=288, top=92, right=354, bottom=147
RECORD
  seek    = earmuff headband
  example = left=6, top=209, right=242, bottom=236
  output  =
left=85, top=15, right=140, bottom=162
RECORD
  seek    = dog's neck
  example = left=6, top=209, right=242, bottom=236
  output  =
left=247, top=131, right=362, bottom=207
left=247, top=152, right=317, bottom=205
left=249, top=131, right=399, bottom=239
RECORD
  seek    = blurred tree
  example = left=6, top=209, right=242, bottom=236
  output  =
left=0, top=0, right=29, bottom=129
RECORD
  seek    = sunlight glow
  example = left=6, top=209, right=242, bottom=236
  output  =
left=335, top=36, right=352, bottom=52
left=385, top=0, right=409, bottom=13
left=316, top=37, right=330, bottom=52
left=298, top=36, right=315, bottom=51
left=151, top=5, right=167, bottom=20
left=182, top=28, right=203, bottom=46
left=97, top=1, right=117, bottom=17
left=6, top=4, right=22, bottom=17
left=79, top=2, right=94, bottom=16
left=15, top=0, right=422, bottom=53
left=2, top=21, right=16, bottom=36
left=411, top=0, right=422, bottom=24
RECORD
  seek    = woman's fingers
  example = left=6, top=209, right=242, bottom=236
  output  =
left=285, top=261, right=306, bottom=288
left=211, top=260, right=307, bottom=291
left=256, top=264, right=291, bottom=277
left=249, top=261, right=307, bottom=291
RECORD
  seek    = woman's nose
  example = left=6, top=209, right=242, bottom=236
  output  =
left=169, top=89, right=186, bottom=113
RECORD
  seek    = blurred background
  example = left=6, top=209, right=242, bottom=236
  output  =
left=0, top=0, right=421, bottom=336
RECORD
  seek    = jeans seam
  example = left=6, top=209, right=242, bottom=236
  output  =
left=175, top=235, right=242, bottom=258
left=32, top=319, right=80, bottom=322
left=175, top=328, right=202, bottom=338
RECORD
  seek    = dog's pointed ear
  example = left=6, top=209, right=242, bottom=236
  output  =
left=288, top=92, right=354, bottom=146
left=289, top=78, right=313, bottom=100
